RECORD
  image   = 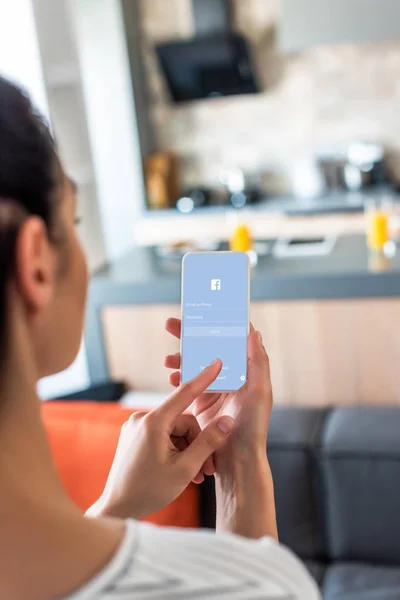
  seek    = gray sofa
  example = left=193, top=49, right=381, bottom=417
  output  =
left=201, top=406, right=400, bottom=599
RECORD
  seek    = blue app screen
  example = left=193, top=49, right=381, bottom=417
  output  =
left=181, top=252, right=249, bottom=392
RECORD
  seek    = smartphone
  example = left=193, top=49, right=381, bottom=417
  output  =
left=181, top=251, right=249, bottom=392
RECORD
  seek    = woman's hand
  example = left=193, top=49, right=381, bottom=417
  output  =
left=165, top=319, right=272, bottom=462
left=86, top=360, right=235, bottom=521
left=165, top=319, right=278, bottom=540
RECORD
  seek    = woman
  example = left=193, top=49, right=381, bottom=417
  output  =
left=0, top=75, right=319, bottom=599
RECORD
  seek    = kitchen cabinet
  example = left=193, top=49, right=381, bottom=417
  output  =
left=102, top=299, right=400, bottom=405
left=280, top=0, right=400, bottom=53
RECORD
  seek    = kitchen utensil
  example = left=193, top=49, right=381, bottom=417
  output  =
left=317, top=142, right=388, bottom=193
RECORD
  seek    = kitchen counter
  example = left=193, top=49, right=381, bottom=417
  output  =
left=90, top=235, right=400, bottom=305
left=150, top=188, right=398, bottom=217
left=86, top=234, right=400, bottom=405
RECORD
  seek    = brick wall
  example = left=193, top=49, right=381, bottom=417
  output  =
left=139, top=0, right=400, bottom=190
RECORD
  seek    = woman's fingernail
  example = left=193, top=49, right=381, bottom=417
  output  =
left=210, top=358, right=221, bottom=366
left=257, top=331, right=263, bottom=345
left=217, top=417, right=235, bottom=434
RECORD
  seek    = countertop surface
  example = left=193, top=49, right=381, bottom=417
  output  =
left=90, top=235, right=400, bottom=303
left=144, top=187, right=399, bottom=218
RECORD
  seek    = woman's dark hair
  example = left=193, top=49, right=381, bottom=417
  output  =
left=0, top=76, right=59, bottom=359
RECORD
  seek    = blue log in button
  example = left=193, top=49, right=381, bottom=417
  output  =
left=184, top=326, right=247, bottom=337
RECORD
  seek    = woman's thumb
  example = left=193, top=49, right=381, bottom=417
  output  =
left=181, top=417, right=235, bottom=474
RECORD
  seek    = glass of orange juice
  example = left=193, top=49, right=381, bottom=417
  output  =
left=365, top=198, right=392, bottom=252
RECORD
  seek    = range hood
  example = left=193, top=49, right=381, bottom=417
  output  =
left=192, top=0, right=233, bottom=35
left=155, top=0, right=259, bottom=104
left=280, top=0, right=400, bottom=53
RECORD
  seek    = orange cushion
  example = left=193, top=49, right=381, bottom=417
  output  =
left=42, top=402, right=200, bottom=528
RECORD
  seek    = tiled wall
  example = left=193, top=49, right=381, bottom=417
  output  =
left=139, top=0, right=400, bottom=190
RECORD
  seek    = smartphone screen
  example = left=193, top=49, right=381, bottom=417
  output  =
left=181, top=251, right=249, bottom=392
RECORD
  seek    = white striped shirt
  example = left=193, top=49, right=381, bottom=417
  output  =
left=67, top=520, right=320, bottom=599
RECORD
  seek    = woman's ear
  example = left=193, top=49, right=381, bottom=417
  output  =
left=14, top=217, right=56, bottom=313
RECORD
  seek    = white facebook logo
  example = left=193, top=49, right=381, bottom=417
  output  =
left=211, top=279, right=221, bottom=291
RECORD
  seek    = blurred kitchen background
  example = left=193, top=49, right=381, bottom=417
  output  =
left=140, top=0, right=400, bottom=215
left=4, top=0, right=400, bottom=399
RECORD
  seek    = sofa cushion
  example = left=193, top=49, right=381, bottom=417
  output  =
left=323, top=563, right=400, bottom=600
left=267, top=406, right=328, bottom=560
left=322, top=407, right=400, bottom=563
left=42, top=402, right=200, bottom=529
left=305, top=561, right=326, bottom=588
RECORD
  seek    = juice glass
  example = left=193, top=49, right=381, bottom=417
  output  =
left=364, top=198, right=391, bottom=252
